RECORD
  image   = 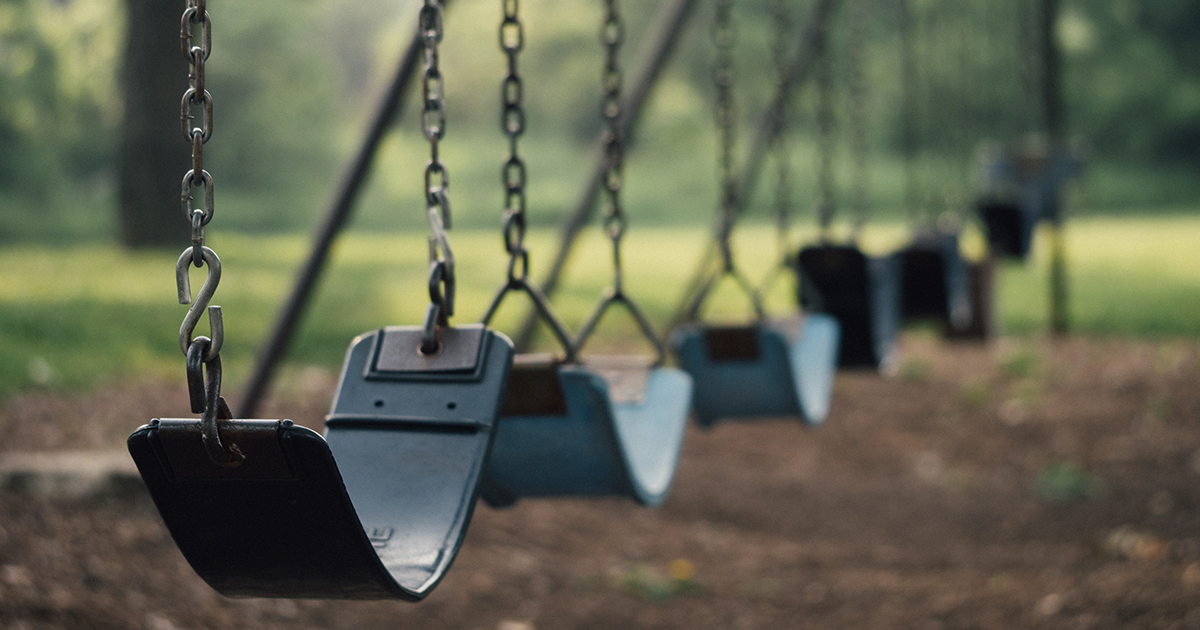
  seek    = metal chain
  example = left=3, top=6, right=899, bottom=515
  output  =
left=420, top=0, right=455, bottom=354
left=480, top=0, right=577, bottom=359
left=181, top=0, right=214, bottom=268
left=500, top=0, right=528, bottom=284
left=572, top=0, right=668, bottom=365
left=176, top=0, right=238, bottom=466
left=814, top=7, right=835, bottom=238
left=771, top=0, right=791, bottom=258
left=712, top=0, right=736, bottom=270
left=848, top=0, right=870, bottom=238
left=600, top=0, right=627, bottom=291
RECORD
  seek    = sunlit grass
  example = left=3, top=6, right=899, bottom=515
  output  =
left=1, top=215, right=1198, bottom=400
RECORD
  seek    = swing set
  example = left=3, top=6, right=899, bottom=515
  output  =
left=126, top=0, right=1073, bottom=601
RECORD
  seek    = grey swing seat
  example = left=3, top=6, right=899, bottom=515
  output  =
left=670, top=267, right=841, bottom=428
left=129, top=324, right=514, bottom=600
left=479, top=282, right=692, bottom=508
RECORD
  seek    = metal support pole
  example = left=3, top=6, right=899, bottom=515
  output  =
left=237, top=17, right=431, bottom=419
left=668, top=0, right=837, bottom=329
left=510, top=0, right=699, bottom=351
left=1042, top=0, right=1067, bottom=336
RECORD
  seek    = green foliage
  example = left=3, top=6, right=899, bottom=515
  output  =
left=1064, top=0, right=1200, bottom=165
left=0, top=0, right=121, bottom=192
left=0, top=0, right=1197, bottom=242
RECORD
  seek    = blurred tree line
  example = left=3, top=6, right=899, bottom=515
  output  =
left=0, top=0, right=1197, bottom=243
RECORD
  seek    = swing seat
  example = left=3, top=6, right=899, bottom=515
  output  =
left=127, top=325, right=514, bottom=600
left=796, top=245, right=900, bottom=370
left=480, top=356, right=691, bottom=507
left=944, top=258, right=995, bottom=341
left=669, top=314, right=840, bottom=428
left=978, top=198, right=1033, bottom=259
left=898, top=231, right=972, bottom=331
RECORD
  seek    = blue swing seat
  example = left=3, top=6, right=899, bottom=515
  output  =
left=797, top=245, right=900, bottom=370
left=481, top=356, right=692, bottom=507
left=669, top=313, right=840, bottom=428
left=128, top=325, right=514, bottom=600
left=898, top=230, right=972, bottom=331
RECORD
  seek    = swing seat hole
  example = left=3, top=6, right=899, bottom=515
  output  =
left=418, top=341, right=443, bottom=357
left=446, top=402, right=457, bottom=410
left=374, top=399, right=385, bottom=408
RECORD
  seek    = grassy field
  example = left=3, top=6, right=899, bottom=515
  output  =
left=0, top=215, right=1197, bottom=401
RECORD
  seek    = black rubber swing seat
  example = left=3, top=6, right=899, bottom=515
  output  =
left=896, top=230, right=972, bottom=331
left=128, top=325, right=514, bottom=600
left=977, top=199, right=1033, bottom=258
left=481, top=354, right=692, bottom=508
left=796, top=244, right=900, bottom=370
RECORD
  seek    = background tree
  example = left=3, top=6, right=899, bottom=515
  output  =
left=118, top=0, right=188, bottom=248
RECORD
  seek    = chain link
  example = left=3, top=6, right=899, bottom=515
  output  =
left=600, top=0, right=627, bottom=290
left=500, top=0, right=529, bottom=283
left=177, top=0, right=221, bottom=364
left=174, top=0, right=236, bottom=465
left=180, top=0, right=213, bottom=250
left=713, top=0, right=736, bottom=270
left=420, top=0, right=455, bottom=353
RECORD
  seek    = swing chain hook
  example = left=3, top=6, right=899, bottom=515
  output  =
left=176, top=246, right=223, bottom=363
left=188, top=338, right=244, bottom=467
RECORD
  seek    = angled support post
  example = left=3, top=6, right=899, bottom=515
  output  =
left=1041, top=0, right=1068, bottom=336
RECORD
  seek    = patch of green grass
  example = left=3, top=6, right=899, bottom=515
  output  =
left=2, top=215, right=1200, bottom=400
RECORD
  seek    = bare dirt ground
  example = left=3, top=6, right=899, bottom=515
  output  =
left=2, top=333, right=1200, bottom=629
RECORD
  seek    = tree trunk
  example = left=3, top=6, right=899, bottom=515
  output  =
left=118, top=0, right=188, bottom=248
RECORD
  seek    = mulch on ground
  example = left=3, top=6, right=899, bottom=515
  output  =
left=1, top=334, right=1199, bottom=629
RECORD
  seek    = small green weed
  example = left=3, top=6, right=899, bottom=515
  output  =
left=1146, top=393, right=1172, bottom=422
left=1034, top=461, right=1102, bottom=502
left=999, top=349, right=1040, bottom=379
left=898, top=358, right=933, bottom=382
left=616, top=560, right=703, bottom=602
left=959, top=379, right=991, bottom=408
